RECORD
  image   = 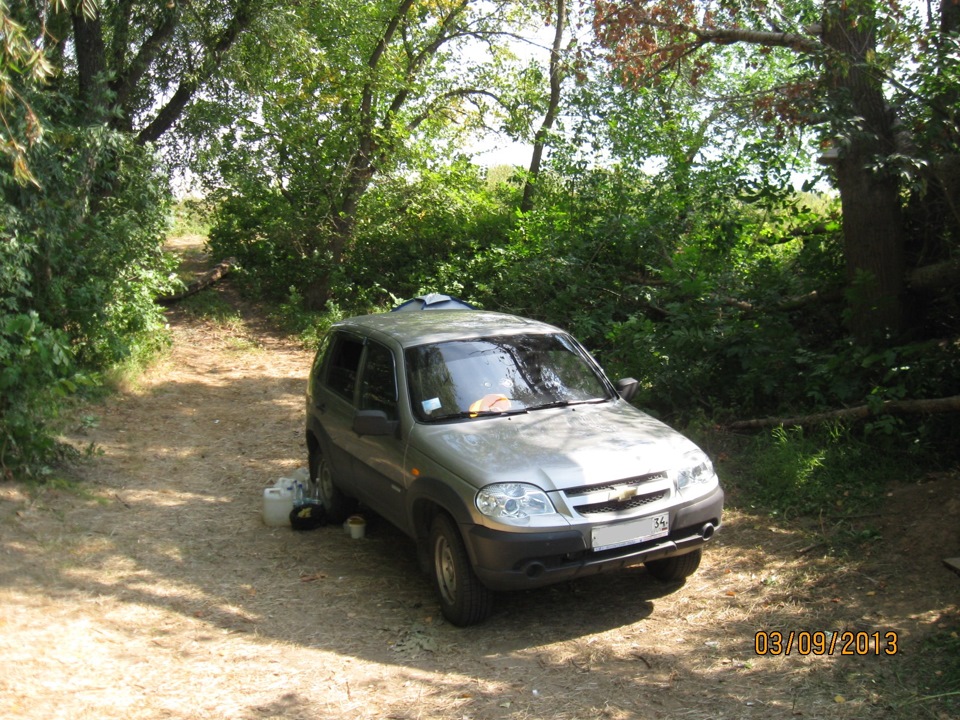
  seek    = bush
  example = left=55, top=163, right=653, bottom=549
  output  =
left=0, top=124, right=176, bottom=477
left=727, top=423, right=932, bottom=517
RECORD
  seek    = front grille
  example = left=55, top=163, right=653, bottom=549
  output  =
left=576, top=488, right=668, bottom=515
left=565, top=471, right=667, bottom=497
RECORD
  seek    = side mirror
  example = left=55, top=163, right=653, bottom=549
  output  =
left=353, top=409, right=399, bottom=437
left=615, top=377, right=639, bottom=403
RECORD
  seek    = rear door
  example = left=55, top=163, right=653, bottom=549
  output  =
left=313, top=331, right=365, bottom=484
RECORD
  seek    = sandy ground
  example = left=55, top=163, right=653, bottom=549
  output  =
left=1, top=240, right=958, bottom=720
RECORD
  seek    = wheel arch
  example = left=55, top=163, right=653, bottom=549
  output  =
left=305, top=428, right=321, bottom=461
left=408, top=476, right=477, bottom=571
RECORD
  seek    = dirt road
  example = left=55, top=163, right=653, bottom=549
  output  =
left=1, top=262, right=958, bottom=719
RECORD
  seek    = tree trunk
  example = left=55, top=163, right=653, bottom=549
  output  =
left=72, top=8, right=109, bottom=124
left=156, top=258, right=237, bottom=305
left=301, top=1, right=416, bottom=311
left=822, top=1, right=906, bottom=342
left=521, top=0, right=566, bottom=213
left=303, top=161, right=375, bottom=311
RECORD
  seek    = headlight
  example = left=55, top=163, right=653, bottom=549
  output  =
left=675, top=449, right=717, bottom=493
left=476, top=483, right=556, bottom=520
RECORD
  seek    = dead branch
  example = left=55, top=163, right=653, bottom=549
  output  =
left=728, top=395, right=960, bottom=430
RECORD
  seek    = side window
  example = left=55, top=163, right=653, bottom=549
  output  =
left=325, top=334, right=364, bottom=401
left=359, top=342, right=398, bottom=421
left=309, top=335, right=331, bottom=392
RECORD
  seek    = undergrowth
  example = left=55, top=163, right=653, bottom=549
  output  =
left=177, top=290, right=242, bottom=324
left=719, top=422, right=940, bottom=519
left=892, top=621, right=960, bottom=718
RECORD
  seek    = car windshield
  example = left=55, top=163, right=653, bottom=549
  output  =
left=406, top=333, right=613, bottom=422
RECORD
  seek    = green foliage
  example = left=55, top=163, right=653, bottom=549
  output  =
left=728, top=424, right=911, bottom=517
left=273, top=287, right=349, bottom=349
left=11, top=126, right=177, bottom=367
left=0, top=0, right=57, bottom=185
left=202, top=0, right=538, bottom=309
left=350, top=160, right=519, bottom=302
left=208, top=183, right=320, bottom=301
left=210, top=157, right=520, bottom=309
left=171, top=198, right=213, bottom=237
left=0, top=309, right=74, bottom=478
left=1, top=121, right=175, bottom=478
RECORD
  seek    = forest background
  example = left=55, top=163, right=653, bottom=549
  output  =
left=1, top=0, right=959, bottom=521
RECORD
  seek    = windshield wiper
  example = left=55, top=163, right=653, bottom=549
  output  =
left=527, top=398, right=608, bottom=411
left=430, top=408, right=530, bottom=422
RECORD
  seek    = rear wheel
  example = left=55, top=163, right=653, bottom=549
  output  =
left=645, top=548, right=702, bottom=582
left=309, top=446, right=356, bottom=524
left=430, top=514, right=493, bottom=626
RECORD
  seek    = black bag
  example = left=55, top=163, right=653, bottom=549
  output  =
left=290, top=501, right=327, bottom=531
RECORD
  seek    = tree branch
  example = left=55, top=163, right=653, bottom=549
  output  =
left=111, top=4, right=181, bottom=118
left=692, top=27, right=821, bottom=54
left=136, top=0, right=255, bottom=144
left=522, top=0, right=567, bottom=212
left=405, top=89, right=505, bottom=132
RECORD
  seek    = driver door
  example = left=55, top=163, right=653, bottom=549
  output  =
left=348, top=340, right=408, bottom=531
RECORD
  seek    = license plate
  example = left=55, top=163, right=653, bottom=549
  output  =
left=591, top=513, right=669, bottom=551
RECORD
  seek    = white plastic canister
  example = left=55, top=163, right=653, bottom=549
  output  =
left=262, top=486, right=293, bottom=526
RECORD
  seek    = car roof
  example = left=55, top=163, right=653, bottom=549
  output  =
left=333, top=310, right=566, bottom=349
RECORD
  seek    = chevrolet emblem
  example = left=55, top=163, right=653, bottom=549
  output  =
left=615, top=486, right=640, bottom=502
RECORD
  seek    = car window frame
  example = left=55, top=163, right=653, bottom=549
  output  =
left=357, top=339, right=400, bottom=421
left=322, top=331, right=366, bottom=403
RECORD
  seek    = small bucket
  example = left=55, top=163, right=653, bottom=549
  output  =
left=346, top=515, right=366, bottom=539
left=262, top=486, right=293, bottom=527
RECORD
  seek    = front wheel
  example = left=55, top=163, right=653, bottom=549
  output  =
left=309, top=446, right=356, bottom=524
left=645, top=548, right=702, bottom=582
left=430, top=514, right=493, bottom=627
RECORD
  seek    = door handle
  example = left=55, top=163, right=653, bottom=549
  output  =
left=315, top=401, right=326, bottom=413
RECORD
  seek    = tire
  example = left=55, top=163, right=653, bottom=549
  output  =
left=430, top=514, right=493, bottom=627
left=309, top=446, right=356, bottom=524
left=645, top=548, right=702, bottom=582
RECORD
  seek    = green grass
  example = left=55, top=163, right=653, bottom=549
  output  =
left=177, top=291, right=241, bottom=323
left=722, top=422, right=918, bottom=519
left=889, top=624, right=960, bottom=717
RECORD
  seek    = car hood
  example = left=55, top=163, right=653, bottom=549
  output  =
left=408, top=401, right=701, bottom=491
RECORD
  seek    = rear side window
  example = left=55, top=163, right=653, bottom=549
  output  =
left=359, top=342, right=398, bottom=420
left=325, top=334, right=364, bottom=400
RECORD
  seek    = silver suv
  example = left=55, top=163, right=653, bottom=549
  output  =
left=305, top=309, right=723, bottom=625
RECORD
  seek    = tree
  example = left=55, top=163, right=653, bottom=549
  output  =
left=63, top=0, right=259, bottom=141
left=592, top=0, right=960, bottom=342
left=208, top=0, right=535, bottom=308
left=1, top=0, right=297, bottom=479
left=1, top=0, right=258, bottom=477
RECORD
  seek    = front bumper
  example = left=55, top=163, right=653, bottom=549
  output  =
left=465, top=484, right=724, bottom=591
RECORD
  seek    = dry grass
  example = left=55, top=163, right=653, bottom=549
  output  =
left=1, top=242, right=957, bottom=719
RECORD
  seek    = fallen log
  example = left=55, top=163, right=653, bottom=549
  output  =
left=908, top=257, right=960, bottom=292
left=156, top=257, right=237, bottom=306
left=728, top=395, right=960, bottom=430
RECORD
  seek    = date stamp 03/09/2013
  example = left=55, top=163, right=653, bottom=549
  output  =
left=754, top=630, right=900, bottom=656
